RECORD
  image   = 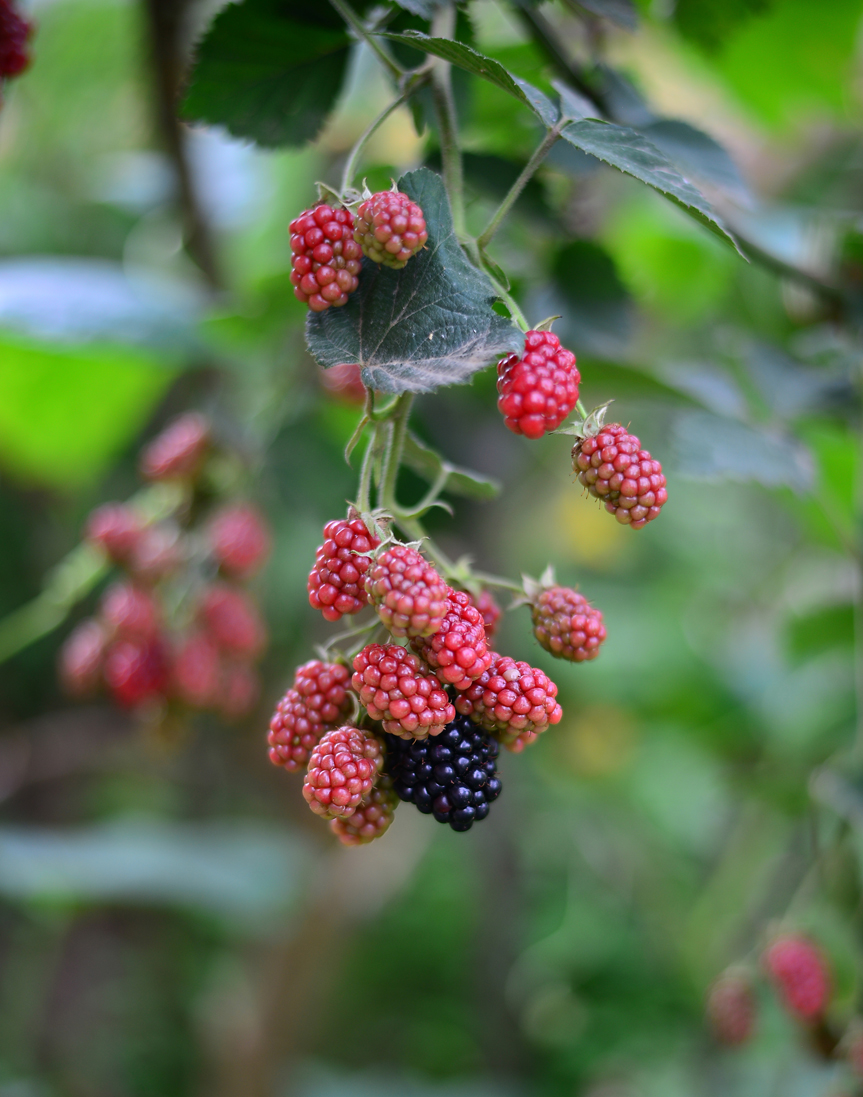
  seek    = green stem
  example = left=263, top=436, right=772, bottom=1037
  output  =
left=429, top=4, right=465, bottom=239
left=483, top=264, right=529, bottom=332
left=329, top=0, right=404, bottom=81
left=379, top=392, right=414, bottom=511
left=476, top=127, right=561, bottom=251
left=576, top=399, right=588, bottom=418
left=471, top=570, right=524, bottom=594
left=340, top=82, right=424, bottom=196
left=356, top=428, right=378, bottom=514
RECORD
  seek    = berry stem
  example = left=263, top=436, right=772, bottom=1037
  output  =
left=476, top=126, right=561, bottom=251
left=483, top=265, right=529, bottom=332
left=378, top=392, right=414, bottom=513
left=470, top=570, right=524, bottom=595
left=329, top=0, right=405, bottom=81
left=576, top=399, right=588, bottom=419
left=356, top=428, right=378, bottom=514
left=339, top=81, right=425, bottom=197
left=429, top=4, right=465, bottom=240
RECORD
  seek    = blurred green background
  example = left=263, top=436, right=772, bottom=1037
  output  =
left=2, top=0, right=863, bottom=1094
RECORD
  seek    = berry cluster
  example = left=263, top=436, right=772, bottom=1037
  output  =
left=59, top=414, right=271, bottom=720
left=289, top=187, right=427, bottom=315
left=272, top=517, right=608, bottom=844
left=0, top=0, right=32, bottom=81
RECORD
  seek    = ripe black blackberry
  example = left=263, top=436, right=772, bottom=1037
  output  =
left=386, top=714, right=502, bottom=832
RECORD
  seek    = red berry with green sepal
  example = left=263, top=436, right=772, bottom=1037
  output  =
left=497, top=331, right=580, bottom=439
left=354, top=189, right=428, bottom=269
left=572, top=422, right=667, bottom=530
left=289, top=204, right=362, bottom=312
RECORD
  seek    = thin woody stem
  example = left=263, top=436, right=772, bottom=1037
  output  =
left=429, top=4, right=465, bottom=239
left=329, top=0, right=404, bottom=81
left=340, top=82, right=423, bottom=196
left=476, top=127, right=561, bottom=251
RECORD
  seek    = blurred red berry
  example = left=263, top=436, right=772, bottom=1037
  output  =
left=127, top=525, right=181, bottom=582
left=85, top=503, right=143, bottom=563
left=0, top=0, right=33, bottom=79
left=104, top=638, right=168, bottom=708
left=763, top=934, right=830, bottom=1022
left=172, top=632, right=221, bottom=709
left=139, top=413, right=210, bottom=482
left=220, top=661, right=260, bottom=719
left=319, top=362, right=366, bottom=404
left=100, top=582, right=159, bottom=639
left=706, top=971, right=757, bottom=1046
left=58, top=619, right=106, bottom=697
left=208, top=503, right=271, bottom=578
left=199, top=583, right=267, bottom=656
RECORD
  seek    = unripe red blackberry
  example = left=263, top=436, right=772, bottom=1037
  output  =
left=320, top=362, right=366, bottom=404
left=0, top=0, right=33, bottom=79
left=198, top=583, right=267, bottom=656
left=104, top=638, right=168, bottom=708
left=411, top=588, right=492, bottom=691
left=706, top=971, right=757, bottom=1046
left=307, top=515, right=379, bottom=622
left=386, top=715, right=502, bottom=832
left=330, top=775, right=399, bottom=845
left=219, top=661, right=260, bottom=719
left=470, top=589, right=502, bottom=642
left=85, top=503, right=143, bottom=563
left=59, top=619, right=106, bottom=697
left=352, top=643, right=454, bottom=739
left=531, top=585, right=606, bottom=663
left=302, top=725, right=384, bottom=818
left=139, top=413, right=210, bottom=482
left=289, top=204, right=362, bottom=311
left=354, top=189, right=428, bottom=269
left=497, top=331, right=580, bottom=439
left=572, top=422, right=667, bottom=530
left=365, top=544, right=448, bottom=639
left=763, top=935, right=830, bottom=1023
left=208, top=503, right=271, bottom=579
left=268, top=660, right=352, bottom=771
left=455, top=653, right=562, bottom=752
left=100, top=581, right=160, bottom=640
left=172, top=632, right=221, bottom=709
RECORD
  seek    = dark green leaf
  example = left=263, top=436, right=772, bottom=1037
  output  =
left=745, top=342, right=857, bottom=420
left=182, top=0, right=351, bottom=148
left=380, top=32, right=558, bottom=127
left=560, top=119, right=742, bottom=252
left=307, top=169, right=522, bottom=394
left=672, top=410, right=813, bottom=490
left=640, top=119, right=751, bottom=203
left=403, top=431, right=500, bottom=500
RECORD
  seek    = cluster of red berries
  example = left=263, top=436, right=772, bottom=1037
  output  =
left=290, top=188, right=427, bottom=313
left=704, top=932, right=863, bottom=1067
left=0, top=0, right=32, bottom=81
left=58, top=414, right=271, bottom=719
left=269, top=511, right=609, bottom=844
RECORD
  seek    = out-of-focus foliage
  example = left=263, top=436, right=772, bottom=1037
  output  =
left=1, top=0, right=863, bottom=1095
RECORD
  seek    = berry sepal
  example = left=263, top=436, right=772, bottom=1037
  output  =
left=552, top=401, right=614, bottom=438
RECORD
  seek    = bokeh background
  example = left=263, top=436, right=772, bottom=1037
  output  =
left=2, top=0, right=863, bottom=1094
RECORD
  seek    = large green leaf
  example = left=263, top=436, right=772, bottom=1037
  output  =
left=560, top=119, right=741, bottom=252
left=380, top=32, right=559, bottom=127
left=182, top=0, right=353, bottom=148
left=639, top=119, right=752, bottom=204
left=306, top=169, right=522, bottom=394
left=0, top=334, right=176, bottom=489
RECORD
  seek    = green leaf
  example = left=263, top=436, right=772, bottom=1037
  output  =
left=639, top=119, right=752, bottom=203
left=560, top=119, right=741, bottom=252
left=0, top=334, right=176, bottom=489
left=182, top=0, right=352, bottom=148
left=786, top=604, right=854, bottom=663
left=306, top=169, right=522, bottom=394
left=403, top=431, right=500, bottom=500
left=672, top=409, right=813, bottom=491
left=380, top=31, right=559, bottom=127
